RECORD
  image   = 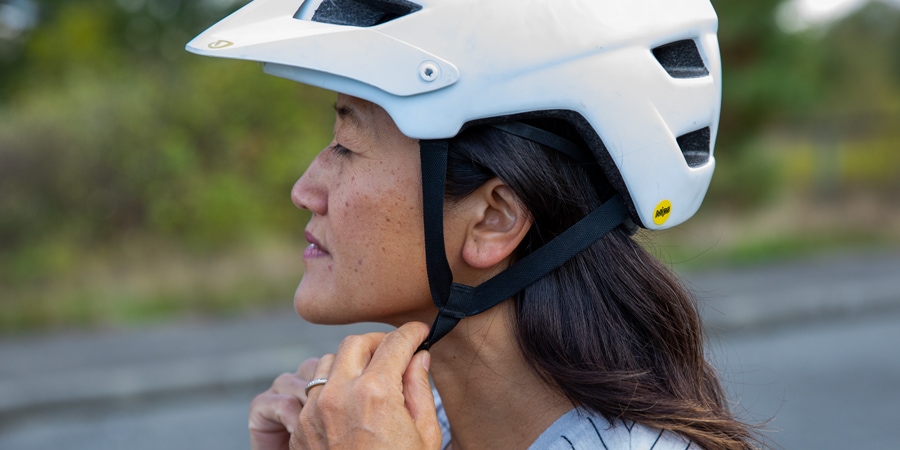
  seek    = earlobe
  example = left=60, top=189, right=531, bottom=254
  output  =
left=460, top=179, right=531, bottom=270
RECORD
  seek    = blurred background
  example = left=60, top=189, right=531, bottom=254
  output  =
left=0, top=0, right=899, bottom=449
left=1, top=0, right=899, bottom=332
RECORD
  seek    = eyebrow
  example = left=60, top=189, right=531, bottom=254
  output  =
left=333, top=103, right=363, bottom=129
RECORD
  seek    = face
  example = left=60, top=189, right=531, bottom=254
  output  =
left=291, top=95, right=436, bottom=326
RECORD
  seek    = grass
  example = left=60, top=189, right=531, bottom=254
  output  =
left=0, top=235, right=305, bottom=334
left=645, top=190, right=900, bottom=273
left=645, top=228, right=894, bottom=272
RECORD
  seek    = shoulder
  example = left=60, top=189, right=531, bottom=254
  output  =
left=528, top=408, right=696, bottom=450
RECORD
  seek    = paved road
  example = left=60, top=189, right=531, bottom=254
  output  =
left=2, top=250, right=899, bottom=449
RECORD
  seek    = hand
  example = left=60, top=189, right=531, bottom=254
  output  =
left=291, top=322, right=442, bottom=450
left=249, top=357, right=320, bottom=450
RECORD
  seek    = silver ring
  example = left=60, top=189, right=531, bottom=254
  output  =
left=304, top=378, right=328, bottom=396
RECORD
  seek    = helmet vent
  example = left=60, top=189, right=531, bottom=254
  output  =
left=302, top=0, right=422, bottom=27
left=677, top=127, right=711, bottom=168
left=652, top=40, right=709, bottom=79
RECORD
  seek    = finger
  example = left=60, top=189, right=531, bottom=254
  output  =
left=249, top=392, right=303, bottom=433
left=312, top=353, right=334, bottom=381
left=328, top=332, right=386, bottom=381
left=365, top=322, right=431, bottom=377
left=304, top=353, right=334, bottom=401
left=271, top=372, right=310, bottom=397
left=403, top=350, right=442, bottom=447
left=296, top=357, right=320, bottom=380
left=249, top=391, right=301, bottom=450
left=295, top=355, right=337, bottom=448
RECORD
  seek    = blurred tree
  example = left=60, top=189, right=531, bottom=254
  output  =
left=0, top=0, right=246, bottom=98
left=804, top=2, right=900, bottom=196
left=0, top=0, right=334, bottom=287
left=817, top=1, right=900, bottom=112
left=714, top=0, right=827, bottom=147
left=0, top=0, right=38, bottom=92
left=709, top=0, right=830, bottom=206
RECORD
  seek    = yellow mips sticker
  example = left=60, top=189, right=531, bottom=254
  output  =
left=653, top=200, right=672, bottom=226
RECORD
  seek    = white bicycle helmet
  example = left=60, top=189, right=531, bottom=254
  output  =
left=187, top=0, right=722, bottom=347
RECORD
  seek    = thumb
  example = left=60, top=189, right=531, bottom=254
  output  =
left=403, top=350, right=442, bottom=448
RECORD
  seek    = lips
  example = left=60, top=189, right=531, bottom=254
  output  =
left=304, top=231, right=330, bottom=259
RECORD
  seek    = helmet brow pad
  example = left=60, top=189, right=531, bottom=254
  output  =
left=307, top=0, right=422, bottom=27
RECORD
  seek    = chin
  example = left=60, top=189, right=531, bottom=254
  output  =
left=293, top=287, right=365, bottom=325
left=293, top=282, right=325, bottom=323
left=293, top=281, right=435, bottom=326
left=293, top=289, right=339, bottom=324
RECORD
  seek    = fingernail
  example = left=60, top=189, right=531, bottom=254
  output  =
left=421, top=350, right=431, bottom=373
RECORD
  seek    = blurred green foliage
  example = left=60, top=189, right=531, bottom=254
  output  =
left=1, top=0, right=899, bottom=332
left=1, top=0, right=334, bottom=284
left=708, top=0, right=900, bottom=207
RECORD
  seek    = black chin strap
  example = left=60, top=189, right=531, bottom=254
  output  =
left=417, top=137, right=628, bottom=351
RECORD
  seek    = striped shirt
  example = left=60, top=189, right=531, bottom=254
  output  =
left=528, top=408, right=694, bottom=450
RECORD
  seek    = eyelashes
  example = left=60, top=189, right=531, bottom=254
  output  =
left=329, top=143, right=353, bottom=157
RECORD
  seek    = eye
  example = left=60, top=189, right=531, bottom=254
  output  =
left=329, top=143, right=353, bottom=157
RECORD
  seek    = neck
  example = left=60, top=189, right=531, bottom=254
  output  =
left=426, top=302, right=573, bottom=450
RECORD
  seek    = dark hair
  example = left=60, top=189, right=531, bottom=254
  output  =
left=444, top=123, right=761, bottom=449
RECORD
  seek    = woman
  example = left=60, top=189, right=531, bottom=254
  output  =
left=188, top=0, right=759, bottom=448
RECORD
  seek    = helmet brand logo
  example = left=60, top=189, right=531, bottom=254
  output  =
left=208, top=40, right=234, bottom=49
left=653, top=200, right=672, bottom=226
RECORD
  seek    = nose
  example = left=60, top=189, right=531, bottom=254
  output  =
left=291, top=150, right=328, bottom=215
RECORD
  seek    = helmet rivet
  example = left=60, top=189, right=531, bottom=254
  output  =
left=418, top=62, right=440, bottom=82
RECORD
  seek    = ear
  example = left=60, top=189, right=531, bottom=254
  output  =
left=459, top=178, right=531, bottom=270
